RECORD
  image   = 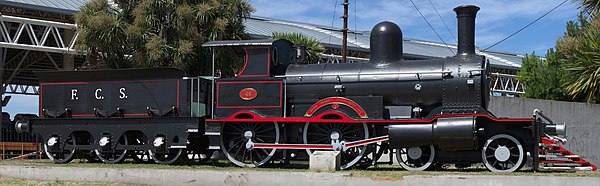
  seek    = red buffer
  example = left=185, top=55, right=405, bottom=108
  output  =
left=538, top=138, right=597, bottom=171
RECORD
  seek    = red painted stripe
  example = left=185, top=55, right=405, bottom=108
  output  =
left=345, top=136, right=389, bottom=148
left=207, top=110, right=534, bottom=124
left=177, top=80, right=180, bottom=111
left=124, top=114, right=149, bottom=117
left=39, top=85, right=43, bottom=118
left=40, top=79, right=179, bottom=86
left=70, top=113, right=149, bottom=117
left=72, top=114, right=95, bottom=117
left=253, top=144, right=333, bottom=150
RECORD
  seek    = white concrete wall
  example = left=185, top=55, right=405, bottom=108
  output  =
left=489, top=96, right=600, bottom=166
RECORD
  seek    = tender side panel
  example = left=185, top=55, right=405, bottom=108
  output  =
left=40, top=79, right=184, bottom=117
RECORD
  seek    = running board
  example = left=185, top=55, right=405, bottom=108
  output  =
left=252, top=135, right=389, bottom=150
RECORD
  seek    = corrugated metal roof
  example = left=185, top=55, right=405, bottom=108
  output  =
left=0, top=0, right=89, bottom=15
left=244, top=16, right=524, bottom=69
left=2, top=0, right=524, bottom=69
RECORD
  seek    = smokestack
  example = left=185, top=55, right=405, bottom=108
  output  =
left=370, top=21, right=403, bottom=64
left=453, top=5, right=480, bottom=55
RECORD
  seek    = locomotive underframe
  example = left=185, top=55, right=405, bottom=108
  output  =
left=207, top=110, right=536, bottom=168
left=28, top=117, right=203, bottom=162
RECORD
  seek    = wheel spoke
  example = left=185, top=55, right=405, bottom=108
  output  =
left=222, top=122, right=278, bottom=167
left=482, top=134, right=524, bottom=172
left=396, top=145, right=435, bottom=171
left=304, top=122, right=368, bottom=169
left=307, top=132, right=329, bottom=137
left=228, top=124, right=244, bottom=132
left=226, top=140, right=244, bottom=152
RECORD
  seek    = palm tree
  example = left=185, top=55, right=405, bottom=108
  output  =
left=562, top=17, right=600, bottom=103
left=272, top=32, right=325, bottom=64
left=557, top=1, right=600, bottom=103
left=579, top=0, right=600, bottom=16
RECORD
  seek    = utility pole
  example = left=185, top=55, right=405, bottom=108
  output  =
left=341, top=0, right=349, bottom=63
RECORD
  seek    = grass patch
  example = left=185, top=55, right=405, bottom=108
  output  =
left=0, top=175, right=136, bottom=186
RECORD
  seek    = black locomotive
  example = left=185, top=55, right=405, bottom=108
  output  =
left=16, top=5, right=593, bottom=172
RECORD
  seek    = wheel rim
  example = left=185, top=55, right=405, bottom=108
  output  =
left=482, top=134, right=524, bottom=172
left=94, top=133, right=128, bottom=164
left=221, top=122, right=279, bottom=167
left=186, top=134, right=213, bottom=163
left=44, top=134, right=76, bottom=163
left=131, top=150, right=151, bottom=163
left=396, top=145, right=435, bottom=171
left=303, top=122, right=368, bottom=169
left=186, top=150, right=214, bottom=163
left=148, top=148, right=183, bottom=164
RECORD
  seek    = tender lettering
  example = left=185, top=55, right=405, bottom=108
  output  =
left=95, top=88, right=104, bottom=100
left=71, top=89, right=78, bottom=100
left=119, top=87, right=127, bottom=99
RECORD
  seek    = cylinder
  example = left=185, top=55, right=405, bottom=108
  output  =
left=453, top=5, right=480, bottom=55
left=389, top=117, right=476, bottom=151
left=369, top=21, right=403, bottom=64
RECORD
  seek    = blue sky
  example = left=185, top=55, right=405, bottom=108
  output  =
left=251, top=0, right=580, bottom=55
left=1, top=0, right=582, bottom=118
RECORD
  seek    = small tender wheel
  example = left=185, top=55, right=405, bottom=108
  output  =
left=221, top=122, right=279, bottom=167
left=44, top=134, right=76, bottom=164
left=185, top=134, right=213, bottom=163
left=186, top=150, right=214, bottom=163
left=131, top=150, right=151, bottom=163
left=396, top=145, right=436, bottom=171
left=482, top=134, right=525, bottom=172
left=148, top=148, right=184, bottom=164
left=94, top=133, right=128, bottom=164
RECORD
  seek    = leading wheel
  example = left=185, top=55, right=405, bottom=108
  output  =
left=44, top=134, right=76, bottom=164
left=482, top=134, right=525, bottom=172
left=94, top=133, right=128, bottom=164
left=303, top=122, right=369, bottom=169
left=396, top=145, right=436, bottom=171
left=221, top=122, right=279, bottom=167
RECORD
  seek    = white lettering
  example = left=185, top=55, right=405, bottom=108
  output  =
left=119, top=87, right=127, bottom=99
left=95, top=88, right=103, bottom=100
left=71, top=89, right=78, bottom=100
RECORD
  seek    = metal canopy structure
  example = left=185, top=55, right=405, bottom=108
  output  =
left=0, top=15, right=78, bottom=54
left=0, top=1, right=85, bottom=96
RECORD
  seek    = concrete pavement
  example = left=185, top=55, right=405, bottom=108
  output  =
left=1, top=165, right=599, bottom=186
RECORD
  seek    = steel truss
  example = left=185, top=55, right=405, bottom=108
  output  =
left=3, top=84, right=38, bottom=95
left=490, top=73, right=525, bottom=95
left=319, top=53, right=369, bottom=63
left=0, top=14, right=78, bottom=54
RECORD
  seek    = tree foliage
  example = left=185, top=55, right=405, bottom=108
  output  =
left=75, top=0, right=254, bottom=76
left=519, top=1, right=600, bottom=103
left=556, top=13, right=600, bottom=103
left=578, top=0, right=600, bottom=15
left=272, top=32, right=325, bottom=64
left=518, top=50, right=568, bottom=100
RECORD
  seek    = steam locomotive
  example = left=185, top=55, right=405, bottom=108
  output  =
left=16, top=5, right=593, bottom=172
